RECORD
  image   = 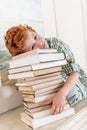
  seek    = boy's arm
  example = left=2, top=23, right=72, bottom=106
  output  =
left=46, top=71, right=79, bottom=114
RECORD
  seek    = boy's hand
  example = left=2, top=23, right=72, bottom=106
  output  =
left=45, top=91, right=66, bottom=114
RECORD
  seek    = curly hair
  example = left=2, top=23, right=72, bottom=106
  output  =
left=4, top=25, right=36, bottom=56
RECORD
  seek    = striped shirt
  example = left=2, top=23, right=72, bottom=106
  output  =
left=46, top=37, right=87, bottom=105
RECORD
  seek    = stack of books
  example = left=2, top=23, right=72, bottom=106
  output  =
left=7, top=48, right=75, bottom=129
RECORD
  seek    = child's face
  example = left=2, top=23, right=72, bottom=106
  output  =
left=24, top=31, right=49, bottom=51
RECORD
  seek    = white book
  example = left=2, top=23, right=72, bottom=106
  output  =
left=32, top=59, right=67, bottom=70
left=13, top=48, right=58, bottom=60
left=8, top=53, right=65, bottom=69
left=8, top=65, right=32, bottom=74
left=8, top=71, right=34, bottom=79
left=20, top=108, right=75, bottom=129
left=8, top=59, right=67, bottom=74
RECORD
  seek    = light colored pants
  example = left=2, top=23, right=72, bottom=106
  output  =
left=67, top=82, right=87, bottom=106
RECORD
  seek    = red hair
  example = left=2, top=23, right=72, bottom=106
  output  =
left=4, top=25, right=36, bottom=56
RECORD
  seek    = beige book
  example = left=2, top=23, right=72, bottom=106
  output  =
left=23, top=100, right=47, bottom=109
left=20, top=107, right=75, bottom=129
left=24, top=104, right=70, bottom=119
left=34, top=66, right=62, bottom=76
left=23, top=92, right=57, bottom=103
left=16, top=74, right=62, bottom=86
left=17, top=78, right=63, bottom=91
left=16, top=72, right=61, bottom=83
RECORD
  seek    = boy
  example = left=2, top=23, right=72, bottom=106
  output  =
left=4, top=25, right=87, bottom=114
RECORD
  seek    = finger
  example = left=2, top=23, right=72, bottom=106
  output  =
left=50, top=105, right=56, bottom=114
left=54, top=106, right=60, bottom=114
left=59, top=106, right=64, bottom=113
left=45, top=99, right=52, bottom=105
left=54, top=106, right=64, bottom=114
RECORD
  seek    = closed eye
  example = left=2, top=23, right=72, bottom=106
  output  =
left=32, top=44, right=35, bottom=50
left=34, top=34, right=38, bottom=40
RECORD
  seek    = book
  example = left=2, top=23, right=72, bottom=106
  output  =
left=8, top=65, right=32, bottom=74
left=13, top=48, right=58, bottom=60
left=8, top=59, right=67, bottom=74
left=24, top=104, right=70, bottom=119
left=56, top=106, right=87, bottom=130
left=8, top=66, right=62, bottom=79
left=20, top=85, right=62, bottom=95
left=16, top=74, right=62, bottom=86
left=24, top=105, right=51, bottom=119
left=20, top=107, right=75, bottom=129
left=23, top=100, right=48, bottom=109
left=23, top=92, right=57, bottom=103
left=34, top=66, right=62, bottom=76
left=23, top=100, right=68, bottom=110
left=8, top=52, right=65, bottom=69
left=16, top=72, right=61, bottom=83
left=21, top=87, right=61, bottom=98
left=16, top=78, right=63, bottom=91
left=8, top=71, right=34, bottom=79
left=32, top=59, right=67, bottom=70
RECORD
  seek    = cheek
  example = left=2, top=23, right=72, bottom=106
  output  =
left=35, top=42, right=42, bottom=48
left=24, top=43, right=30, bottom=51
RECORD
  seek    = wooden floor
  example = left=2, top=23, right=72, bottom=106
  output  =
left=0, top=98, right=87, bottom=130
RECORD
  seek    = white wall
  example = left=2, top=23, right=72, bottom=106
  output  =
left=41, top=0, right=57, bottom=37
left=42, top=0, right=87, bottom=68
